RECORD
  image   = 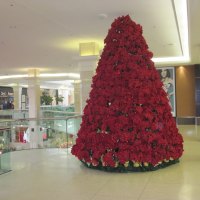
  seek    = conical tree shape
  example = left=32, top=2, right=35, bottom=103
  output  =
left=72, top=15, right=183, bottom=172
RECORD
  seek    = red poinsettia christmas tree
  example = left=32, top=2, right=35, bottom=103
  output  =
left=71, top=15, right=183, bottom=172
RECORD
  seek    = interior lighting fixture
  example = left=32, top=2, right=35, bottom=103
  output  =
left=0, top=73, right=80, bottom=80
left=0, top=74, right=28, bottom=80
left=40, top=73, right=80, bottom=78
left=153, top=0, right=189, bottom=64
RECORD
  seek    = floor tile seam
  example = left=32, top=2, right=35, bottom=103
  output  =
left=137, top=172, right=154, bottom=200
left=139, top=182, right=200, bottom=186
left=89, top=175, right=148, bottom=199
left=88, top=177, right=113, bottom=200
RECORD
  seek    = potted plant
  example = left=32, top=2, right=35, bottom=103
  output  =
left=55, top=95, right=64, bottom=104
left=41, top=92, right=53, bottom=105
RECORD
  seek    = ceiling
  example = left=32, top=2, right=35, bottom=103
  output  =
left=0, top=0, right=200, bottom=87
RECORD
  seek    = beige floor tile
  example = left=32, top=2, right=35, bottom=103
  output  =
left=92, top=194, right=134, bottom=200
left=0, top=125, right=200, bottom=200
left=139, top=183, right=200, bottom=200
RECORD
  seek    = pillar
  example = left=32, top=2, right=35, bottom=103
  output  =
left=75, top=56, right=98, bottom=113
left=73, top=42, right=99, bottom=113
left=74, top=81, right=81, bottom=113
left=80, top=70, right=94, bottom=112
left=12, top=84, right=21, bottom=110
left=27, top=69, right=43, bottom=148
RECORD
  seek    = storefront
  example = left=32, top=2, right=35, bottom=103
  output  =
left=0, top=87, right=14, bottom=110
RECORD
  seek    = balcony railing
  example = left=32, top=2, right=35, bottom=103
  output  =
left=0, top=115, right=82, bottom=175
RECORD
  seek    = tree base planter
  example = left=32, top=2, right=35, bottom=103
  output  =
left=81, top=159, right=179, bottom=172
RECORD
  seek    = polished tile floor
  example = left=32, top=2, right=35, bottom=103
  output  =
left=0, top=125, right=200, bottom=200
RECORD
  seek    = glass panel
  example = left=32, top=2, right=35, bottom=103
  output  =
left=0, top=109, right=28, bottom=119
left=67, top=117, right=81, bottom=146
left=0, top=115, right=81, bottom=174
left=0, top=116, right=81, bottom=151
left=0, top=128, right=11, bottom=174
left=0, top=105, right=76, bottom=120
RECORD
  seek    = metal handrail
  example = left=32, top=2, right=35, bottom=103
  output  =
left=0, top=115, right=82, bottom=123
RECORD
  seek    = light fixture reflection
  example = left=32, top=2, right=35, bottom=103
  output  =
left=0, top=73, right=80, bottom=80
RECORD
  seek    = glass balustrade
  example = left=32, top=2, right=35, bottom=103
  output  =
left=0, top=105, right=77, bottom=120
left=0, top=115, right=82, bottom=174
left=0, top=109, right=28, bottom=119
left=0, top=126, right=11, bottom=175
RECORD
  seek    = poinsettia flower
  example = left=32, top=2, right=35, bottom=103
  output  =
left=71, top=15, right=183, bottom=171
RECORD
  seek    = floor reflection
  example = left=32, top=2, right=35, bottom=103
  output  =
left=178, top=125, right=200, bottom=141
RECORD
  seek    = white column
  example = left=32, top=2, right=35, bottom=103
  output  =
left=80, top=71, right=94, bottom=112
left=27, top=69, right=43, bottom=148
left=76, top=56, right=98, bottom=113
left=74, top=81, right=81, bottom=113
left=74, top=41, right=99, bottom=114
left=12, top=85, right=21, bottom=110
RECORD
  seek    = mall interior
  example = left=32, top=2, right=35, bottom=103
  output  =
left=0, top=0, right=200, bottom=200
